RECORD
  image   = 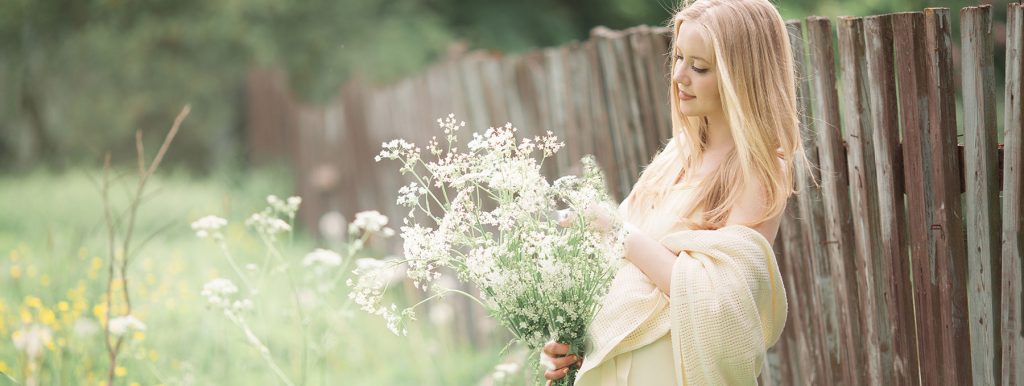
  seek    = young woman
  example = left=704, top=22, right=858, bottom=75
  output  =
left=543, top=0, right=807, bottom=384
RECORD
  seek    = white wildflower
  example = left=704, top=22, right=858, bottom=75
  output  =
left=202, top=278, right=240, bottom=309
left=246, top=212, right=292, bottom=236
left=107, top=315, right=146, bottom=337
left=303, top=248, right=343, bottom=268
left=191, top=215, right=228, bottom=239
left=349, top=210, right=389, bottom=234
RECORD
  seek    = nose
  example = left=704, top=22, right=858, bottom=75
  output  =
left=672, top=60, right=689, bottom=87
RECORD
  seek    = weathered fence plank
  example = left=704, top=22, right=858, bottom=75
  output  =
left=806, top=16, right=863, bottom=386
left=837, top=15, right=889, bottom=386
left=863, top=13, right=920, bottom=385
left=786, top=19, right=837, bottom=385
left=922, top=7, right=973, bottom=386
left=961, top=6, right=1002, bottom=385
left=893, top=12, right=942, bottom=385
left=1002, top=3, right=1024, bottom=384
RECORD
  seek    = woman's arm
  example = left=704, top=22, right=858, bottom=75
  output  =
left=623, top=230, right=678, bottom=295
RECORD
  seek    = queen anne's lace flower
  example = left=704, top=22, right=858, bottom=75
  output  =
left=107, top=315, right=146, bottom=337
left=355, top=114, right=623, bottom=380
left=191, top=215, right=228, bottom=239
left=302, top=248, right=343, bottom=268
left=246, top=212, right=291, bottom=236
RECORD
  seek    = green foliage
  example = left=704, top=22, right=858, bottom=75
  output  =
left=0, top=0, right=988, bottom=172
left=0, top=167, right=503, bottom=384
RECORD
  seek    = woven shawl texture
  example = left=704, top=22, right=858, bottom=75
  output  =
left=575, top=224, right=788, bottom=386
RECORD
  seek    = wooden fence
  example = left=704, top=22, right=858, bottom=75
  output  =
left=245, top=4, right=1024, bottom=385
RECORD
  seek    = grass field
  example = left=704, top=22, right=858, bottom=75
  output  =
left=0, top=167, right=520, bottom=385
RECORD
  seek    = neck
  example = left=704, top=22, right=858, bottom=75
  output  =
left=703, top=110, right=734, bottom=155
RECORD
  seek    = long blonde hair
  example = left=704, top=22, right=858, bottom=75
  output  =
left=626, top=0, right=806, bottom=230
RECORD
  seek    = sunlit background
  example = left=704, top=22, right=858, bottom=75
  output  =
left=0, top=0, right=1010, bottom=385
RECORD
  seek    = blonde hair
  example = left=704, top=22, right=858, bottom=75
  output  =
left=626, top=0, right=807, bottom=230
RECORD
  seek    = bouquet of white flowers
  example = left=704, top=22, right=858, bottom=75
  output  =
left=350, top=114, right=625, bottom=385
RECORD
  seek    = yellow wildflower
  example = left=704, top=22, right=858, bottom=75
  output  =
left=115, top=366, right=127, bottom=377
left=10, top=265, right=22, bottom=279
left=39, top=308, right=57, bottom=327
left=24, top=296, right=42, bottom=308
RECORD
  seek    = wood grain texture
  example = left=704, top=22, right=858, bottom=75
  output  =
left=961, top=6, right=1002, bottom=385
left=786, top=19, right=837, bottom=385
left=1002, top=3, right=1024, bottom=385
left=806, top=16, right=863, bottom=386
left=837, top=15, right=890, bottom=386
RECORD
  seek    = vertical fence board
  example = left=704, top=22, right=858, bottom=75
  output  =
left=627, top=26, right=662, bottom=162
left=893, top=12, right=941, bottom=386
left=778, top=201, right=807, bottom=386
left=864, top=14, right=921, bottom=385
left=786, top=19, right=836, bottom=385
left=1002, top=3, right=1024, bottom=384
left=923, top=8, right=974, bottom=386
left=806, top=17, right=863, bottom=386
left=961, top=6, right=1002, bottom=385
left=837, top=16, right=889, bottom=386
left=583, top=39, right=622, bottom=200
left=649, top=27, right=674, bottom=143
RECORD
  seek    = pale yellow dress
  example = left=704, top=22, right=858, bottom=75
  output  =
left=575, top=180, right=702, bottom=386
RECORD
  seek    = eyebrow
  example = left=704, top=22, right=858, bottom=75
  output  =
left=673, top=47, right=708, bottom=62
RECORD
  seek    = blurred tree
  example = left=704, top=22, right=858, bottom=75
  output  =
left=0, top=0, right=990, bottom=173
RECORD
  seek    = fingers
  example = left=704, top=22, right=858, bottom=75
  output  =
left=543, top=341, right=571, bottom=356
left=549, top=354, right=579, bottom=369
left=544, top=367, right=570, bottom=381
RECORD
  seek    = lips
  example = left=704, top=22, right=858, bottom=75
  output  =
left=679, top=90, right=695, bottom=100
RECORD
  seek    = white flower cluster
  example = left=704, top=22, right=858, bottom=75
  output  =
left=345, top=256, right=408, bottom=335
left=358, top=114, right=623, bottom=372
left=191, top=215, right=228, bottom=240
left=107, top=314, right=146, bottom=337
left=202, top=278, right=253, bottom=313
left=246, top=212, right=292, bottom=237
left=302, top=248, right=343, bottom=268
left=267, top=195, right=301, bottom=217
left=348, top=210, right=393, bottom=236
left=244, top=194, right=301, bottom=240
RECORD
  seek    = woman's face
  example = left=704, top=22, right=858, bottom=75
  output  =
left=672, top=22, right=721, bottom=117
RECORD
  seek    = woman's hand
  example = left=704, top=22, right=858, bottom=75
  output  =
left=557, top=203, right=616, bottom=233
left=541, top=340, right=584, bottom=384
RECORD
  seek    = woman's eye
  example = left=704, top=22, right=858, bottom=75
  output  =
left=691, top=65, right=708, bottom=74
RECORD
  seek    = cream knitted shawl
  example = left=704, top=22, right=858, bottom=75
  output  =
left=574, top=224, right=788, bottom=386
